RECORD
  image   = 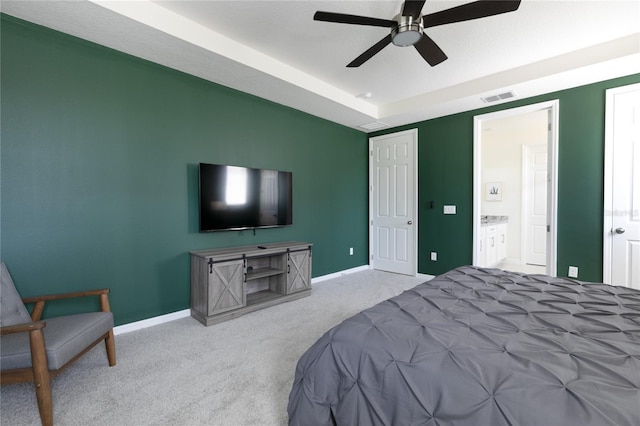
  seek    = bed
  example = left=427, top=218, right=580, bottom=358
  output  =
left=288, top=266, right=640, bottom=426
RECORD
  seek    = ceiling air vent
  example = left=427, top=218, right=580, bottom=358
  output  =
left=359, top=121, right=388, bottom=131
left=481, top=90, right=516, bottom=104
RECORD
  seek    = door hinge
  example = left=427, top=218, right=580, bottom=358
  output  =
left=547, top=225, right=550, bottom=232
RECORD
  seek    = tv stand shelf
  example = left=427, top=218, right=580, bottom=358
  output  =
left=190, top=242, right=312, bottom=326
left=246, top=267, right=283, bottom=281
left=246, top=289, right=281, bottom=305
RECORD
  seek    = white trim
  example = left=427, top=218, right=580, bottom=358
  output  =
left=473, top=100, right=559, bottom=276
left=310, top=265, right=371, bottom=284
left=91, top=0, right=379, bottom=120
left=548, top=103, right=560, bottom=277
left=604, top=89, right=613, bottom=284
left=114, top=264, right=374, bottom=335
left=520, top=147, right=527, bottom=267
left=369, top=128, right=419, bottom=276
left=417, top=273, right=435, bottom=281
left=603, top=82, right=640, bottom=284
left=114, top=309, right=191, bottom=335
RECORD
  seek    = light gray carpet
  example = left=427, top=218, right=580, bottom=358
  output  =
left=1, top=269, right=428, bottom=426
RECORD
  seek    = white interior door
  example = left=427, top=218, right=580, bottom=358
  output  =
left=604, top=83, right=640, bottom=289
left=369, top=129, right=417, bottom=276
left=523, top=144, right=547, bottom=266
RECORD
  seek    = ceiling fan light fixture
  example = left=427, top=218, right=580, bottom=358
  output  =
left=391, top=15, right=423, bottom=46
left=315, top=0, right=522, bottom=67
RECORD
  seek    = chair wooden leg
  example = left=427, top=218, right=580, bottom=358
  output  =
left=105, top=330, right=116, bottom=366
left=29, top=329, right=53, bottom=426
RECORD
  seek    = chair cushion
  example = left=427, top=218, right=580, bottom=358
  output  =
left=0, top=261, right=32, bottom=327
left=1, top=312, right=114, bottom=370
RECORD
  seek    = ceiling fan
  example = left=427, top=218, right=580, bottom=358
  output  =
left=314, top=0, right=522, bottom=67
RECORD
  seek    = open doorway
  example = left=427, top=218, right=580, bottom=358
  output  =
left=473, top=101, right=558, bottom=276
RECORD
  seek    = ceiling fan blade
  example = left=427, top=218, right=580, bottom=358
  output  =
left=402, top=0, right=426, bottom=19
left=347, top=34, right=393, bottom=68
left=314, top=11, right=396, bottom=28
left=423, top=0, right=522, bottom=28
left=414, top=35, right=448, bottom=66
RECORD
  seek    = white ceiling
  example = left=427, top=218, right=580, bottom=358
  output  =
left=2, top=0, right=639, bottom=132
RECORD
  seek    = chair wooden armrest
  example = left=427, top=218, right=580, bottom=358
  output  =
left=22, top=289, right=111, bottom=321
left=0, top=321, right=46, bottom=336
left=1, top=262, right=115, bottom=426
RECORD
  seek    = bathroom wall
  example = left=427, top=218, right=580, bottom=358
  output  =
left=481, top=110, right=549, bottom=263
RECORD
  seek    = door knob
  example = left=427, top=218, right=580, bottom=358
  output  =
left=407, top=221, right=413, bottom=225
left=614, top=227, right=625, bottom=234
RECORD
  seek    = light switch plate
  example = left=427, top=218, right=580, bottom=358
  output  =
left=568, top=266, right=578, bottom=278
left=443, top=205, right=456, bottom=214
left=430, top=252, right=437, bottom=261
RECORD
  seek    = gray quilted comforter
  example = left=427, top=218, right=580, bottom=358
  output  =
left=288, top=266, right=640, bottom=425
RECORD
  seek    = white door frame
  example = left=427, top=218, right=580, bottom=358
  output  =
left=603, top=82, right=640, bottom=285
left=473, top=100, right=559, bottom=276
left=369, top=129, right=418, bottom=276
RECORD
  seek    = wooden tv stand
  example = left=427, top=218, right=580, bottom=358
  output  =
left=190, top=242, right=312, bottom=326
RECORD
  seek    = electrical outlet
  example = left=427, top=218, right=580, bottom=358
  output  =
left=349, top=247, right=354, bottom=256
left=568, top=266, right=578, bottom=278
left=430, top=252, right=437, bottom=261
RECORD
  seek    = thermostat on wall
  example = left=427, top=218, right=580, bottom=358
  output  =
left=443, top=205, right=456, bottom=215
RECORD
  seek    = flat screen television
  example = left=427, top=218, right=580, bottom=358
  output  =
left=199, top=163, right=293, bottom=232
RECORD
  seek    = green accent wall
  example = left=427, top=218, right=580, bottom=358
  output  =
left=3, top=14, right=638, bottom=326
left=372, top=73, right=640, bottom=281
left=0, top=15, right=368, bottom=325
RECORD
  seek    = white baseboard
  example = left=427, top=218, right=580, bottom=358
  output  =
left=114, top=264, right=372, bottom=335
left=312, top=266, right=434, bottom=283
left=417, top=273, right=435, bottom=281
left=114, top=309, right=190, bottom=335
left=311, top=265, right=371, bottom=284
left=114, top=265, right=434, bottom=335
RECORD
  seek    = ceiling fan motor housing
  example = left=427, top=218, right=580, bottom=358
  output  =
left=391, top=14, right=423, bottom=46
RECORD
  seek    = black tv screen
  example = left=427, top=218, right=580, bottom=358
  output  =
left=199, top=163, right=292, bottom=232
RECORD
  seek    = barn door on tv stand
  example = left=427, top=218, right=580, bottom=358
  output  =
left=207, top=259, right=246, bottom=315
left=286, top=249, right=311, bottom=294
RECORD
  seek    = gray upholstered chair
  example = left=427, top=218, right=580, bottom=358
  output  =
left=0, top=261, right=116, bottom=426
